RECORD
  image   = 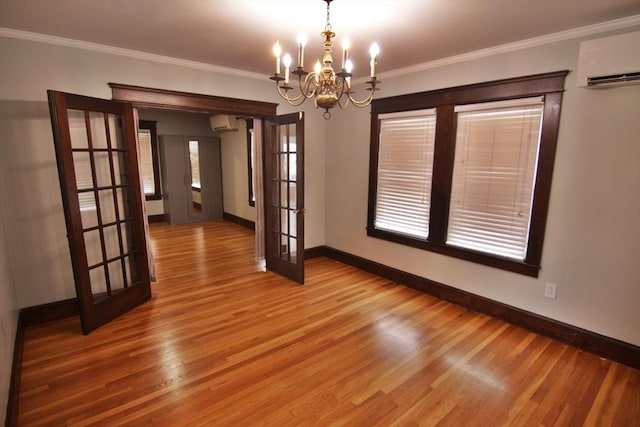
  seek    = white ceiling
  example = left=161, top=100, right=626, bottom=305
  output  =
left=1, top=0, right=639, bottom=79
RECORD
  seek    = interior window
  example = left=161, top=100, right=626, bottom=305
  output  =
left=188, top=140, right=201, bottom=189
left=138, top=120, right=161, bottom=200
left=247, top=119, right=256, bottom=207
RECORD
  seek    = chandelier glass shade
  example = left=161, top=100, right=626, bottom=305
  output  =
left=269, top=0, right=380, bottom=119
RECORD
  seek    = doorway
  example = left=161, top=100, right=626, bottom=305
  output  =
left=159, top=134, right=223, bottom=224
left=110, top=83, right=307, bottom=284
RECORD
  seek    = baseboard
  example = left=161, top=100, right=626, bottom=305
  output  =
left=20, top=298, right=79, bottom=327
left=318, top=245, right=640, bottom=370
left=5, top=314, right=23, bottom=427
left=304, top=246, right=328, bottom=259
left=147, top=214, right=165, bottom=223
left=6, top=299, right=79, bottom=425
left=223, top=212, right=256, bottom=231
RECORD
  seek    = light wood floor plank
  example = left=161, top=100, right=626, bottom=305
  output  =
left=16, top=220, right=640, bottom=426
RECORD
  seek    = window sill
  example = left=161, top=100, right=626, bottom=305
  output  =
left=366, top=227, right=540, bottom=277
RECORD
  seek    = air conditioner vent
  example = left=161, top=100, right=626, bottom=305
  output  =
left=588, top=71, right=640, bottom=87
left=577, top=31, right=640, bottom=88
left=210, top=115, right=238, bottom=132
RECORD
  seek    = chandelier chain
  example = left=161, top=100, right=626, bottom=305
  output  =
left=325, top=0, right=332, bottom=32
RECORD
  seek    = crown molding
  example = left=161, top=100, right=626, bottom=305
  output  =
left=2, top=14, right=639, bottom=84
left=0, top=27, right=265, bottom=81
left=377, top=15, right=640, bottom=81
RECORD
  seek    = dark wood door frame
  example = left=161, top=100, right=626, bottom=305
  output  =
left=109, top=83, right=278, bottom=117
left=109, top=83, right=281, bottom=269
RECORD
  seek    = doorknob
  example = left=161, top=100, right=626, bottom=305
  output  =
left=293, top=209, right=305, bottom=215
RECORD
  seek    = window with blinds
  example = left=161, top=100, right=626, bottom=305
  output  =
left=367, top=71, right=568, bottom=276
left=247, top=121, right=256, bottom=206
left=447, top=98, right=544, bottom=260
left=138, top=128, right=155, bottom=195
left=138, top=120, right=160, bottom=200
left=374, top=109, right=436, bottom=239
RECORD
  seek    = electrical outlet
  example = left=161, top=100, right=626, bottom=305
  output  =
left=544, top=282, right=558, bottom=299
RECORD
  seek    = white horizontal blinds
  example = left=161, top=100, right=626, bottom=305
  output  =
left=375, top=109, right=436, bottom=238
left=75, top=158, right=95, bottom=211
left=447, top=97, right=544, bottom=260
left=68, top=109, right=95, bottom=211
left=138, top=129, right=155, bottom=195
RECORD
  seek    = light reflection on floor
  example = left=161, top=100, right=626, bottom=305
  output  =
left=443, top=354, right=505, bottom=390
left=374, top=315, right=421, bottom=356
left=373, top=314, right=505, bottom=391
left=159, top=336, right=185, bottom=386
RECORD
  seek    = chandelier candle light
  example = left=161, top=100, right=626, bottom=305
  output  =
left=269, top=0, right=380, bottom=119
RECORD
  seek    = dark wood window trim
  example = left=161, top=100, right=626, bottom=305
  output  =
left=138, top=120, right=161, bottom=201
left=367, top=71, right=569, bottom=277
left=246, top=119, right=255, bottom=207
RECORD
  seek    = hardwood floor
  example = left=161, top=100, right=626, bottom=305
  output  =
left=17, top=220, right=640, bottom=426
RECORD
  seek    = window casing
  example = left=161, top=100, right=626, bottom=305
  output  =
left=138, top=120, right=161, bottom=200
left=188, top=140, right=201, bottom=189
left=246, top=119, right=256, bottom=207
left=367, top=71, right=568, bottom=277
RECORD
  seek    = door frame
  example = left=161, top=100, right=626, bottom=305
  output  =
left=109, top=83, right=278, bottom=117
left=109, top=83, right=285, bottom=263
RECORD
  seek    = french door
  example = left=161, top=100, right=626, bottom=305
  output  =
left=264, top=112, right=305, bottom=283
left=48, top=90, right=151, bottom=334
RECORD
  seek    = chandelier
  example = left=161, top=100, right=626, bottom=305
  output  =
left=269, top=0, right=380, bottom=119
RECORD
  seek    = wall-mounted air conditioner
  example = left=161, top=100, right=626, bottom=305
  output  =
left=577, top=31, right=640, bottom=88
left=210, top=115, right=239, bottom=132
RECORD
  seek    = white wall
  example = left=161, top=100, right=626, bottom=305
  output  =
left=220, top=119, right=256, bottom=222
left=0, top=35, right=326, bottom=313
left=0, top=167, right=20, bottom=426
left=325, top=28, right=640, bottom=346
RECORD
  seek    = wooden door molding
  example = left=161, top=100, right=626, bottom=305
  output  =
left=109, top=83, right=278, bottom=117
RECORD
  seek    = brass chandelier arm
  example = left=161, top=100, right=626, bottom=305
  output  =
left=336, top=78, right=380, bottom=109
left=345, top=86, right=378, bottom=107
left=273, top=73, right=320, bottom=106
left=274, top=73, right=380, bottom=110
left=275, top=85, right=308, bottom=106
